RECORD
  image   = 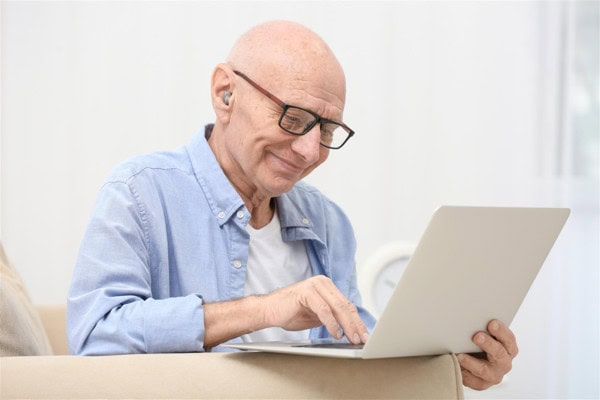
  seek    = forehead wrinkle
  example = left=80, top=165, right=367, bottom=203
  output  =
left=283, top=77, right=345, bottom=121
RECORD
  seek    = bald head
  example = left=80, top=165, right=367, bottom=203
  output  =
left=226, top=21, right=346, bottom=104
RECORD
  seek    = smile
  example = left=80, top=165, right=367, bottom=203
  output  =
left=269, top=152, right=306, bottom=176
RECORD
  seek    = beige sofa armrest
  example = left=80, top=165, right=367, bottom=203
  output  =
left=1, top=352, right=463, bottom=399
left=36, top=305, right=68, bottom=355
left=24, top=305, right=464, bottom=398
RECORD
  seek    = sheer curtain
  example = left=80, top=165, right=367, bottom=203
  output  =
left=540, top=1, right=598, bottom=398
left=462, top=2, right=598, bottom=399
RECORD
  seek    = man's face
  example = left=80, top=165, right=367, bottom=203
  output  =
left=224, top=71, right=345, bottom=198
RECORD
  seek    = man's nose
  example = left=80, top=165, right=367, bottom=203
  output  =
left=291, top=124, right=322, bottom=164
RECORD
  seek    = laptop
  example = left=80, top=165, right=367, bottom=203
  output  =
left=223, top=206, right=570, bottom=359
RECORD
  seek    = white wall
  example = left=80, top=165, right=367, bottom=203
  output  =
left=1, top=1, right=598, bottom=398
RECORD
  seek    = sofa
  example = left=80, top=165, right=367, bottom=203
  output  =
left=0, top=244, right=464, bottom=399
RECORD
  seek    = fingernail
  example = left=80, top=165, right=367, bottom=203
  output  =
left=456, top=354, right=465, bottom=362
left=490, top=321, right=499, bottom=332
left=362, top=332, right=370, bottom=343
left=476, top=334, right=486, bottom=344
left=353, top=333, right=360, bottom=343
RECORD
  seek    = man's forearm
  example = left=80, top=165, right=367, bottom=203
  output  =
left=203, top=295, right=267, bottom=350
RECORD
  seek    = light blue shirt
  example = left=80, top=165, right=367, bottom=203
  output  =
left=67, top=125, right=375, bottom=355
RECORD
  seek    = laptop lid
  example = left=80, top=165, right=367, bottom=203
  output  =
left=224, top=206, right=570, bottom=359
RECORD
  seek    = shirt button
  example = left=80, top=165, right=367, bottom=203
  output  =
left=233, top=260, right=242, bottom=269
left=217, top=211, right=225, bottom=219
left=301, top=217, right=310, bottom=225
left=236, top=211, right=244, bottom=219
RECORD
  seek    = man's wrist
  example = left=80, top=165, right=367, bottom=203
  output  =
left=248, top=294, right=271, bottom=332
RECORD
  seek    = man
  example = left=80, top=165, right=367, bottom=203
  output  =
left=67, top=20, right=517, bottom=390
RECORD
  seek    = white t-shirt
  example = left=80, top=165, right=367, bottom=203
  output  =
left=241, top=208, right=312, bottom=343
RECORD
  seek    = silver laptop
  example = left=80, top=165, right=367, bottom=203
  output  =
left=223, top=206, right=570, bottom=359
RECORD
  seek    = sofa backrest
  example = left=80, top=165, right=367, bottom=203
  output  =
left=0, top=242, right=53, bottom=356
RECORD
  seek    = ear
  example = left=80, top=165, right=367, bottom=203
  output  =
left=211, top=63, right=236, bottom=124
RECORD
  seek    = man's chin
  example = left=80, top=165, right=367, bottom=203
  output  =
left=264, top=176, right=300, bottom=196
left=260, top=165, right=318, bottom=196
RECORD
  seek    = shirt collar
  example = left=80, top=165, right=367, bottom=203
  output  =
left=186, top=124, right=323, bottom=245
left=277, top=191, right=324, bottom=245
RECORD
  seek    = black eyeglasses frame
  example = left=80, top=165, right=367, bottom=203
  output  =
left=233, top=70, right=354, bottom=150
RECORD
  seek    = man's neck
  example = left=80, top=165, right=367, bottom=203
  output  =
left=207, top=124, right=275, bottom=229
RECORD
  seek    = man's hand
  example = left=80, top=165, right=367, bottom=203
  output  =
left=457, top=320, right=519, bottom=390
left=263, top=275, right=369, bottom=344
left=203, top=275, right=368, bottom=349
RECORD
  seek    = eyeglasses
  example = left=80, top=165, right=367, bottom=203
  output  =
left=233, top=70, right=355, bottom=149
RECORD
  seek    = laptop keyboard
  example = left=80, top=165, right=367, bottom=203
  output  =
left=292, top=343, right=365, bottom=350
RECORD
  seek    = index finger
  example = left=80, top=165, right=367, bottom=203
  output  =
left=488, top=320, right=519, bottom=358
left=312, top=276, right=369, bottom=344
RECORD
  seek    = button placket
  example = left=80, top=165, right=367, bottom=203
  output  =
left=224, top=211, right=250, bottom=299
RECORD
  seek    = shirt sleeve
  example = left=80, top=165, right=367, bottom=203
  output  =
left=67, top=179, right=207, bottom=355
left=349, top=269, right=378, bottom=332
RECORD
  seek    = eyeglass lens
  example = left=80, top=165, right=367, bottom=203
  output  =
left=280, top=106, right=350, bottom=149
